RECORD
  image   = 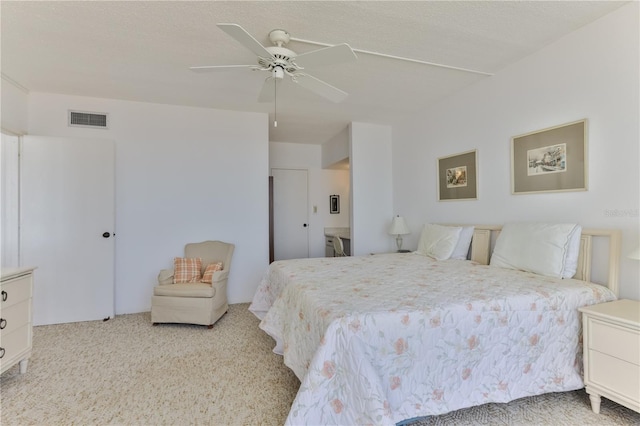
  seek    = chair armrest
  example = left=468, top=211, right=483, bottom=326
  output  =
left=158, top=269, right=174, bottom=285
left=211, top=269, right=229, bottom=283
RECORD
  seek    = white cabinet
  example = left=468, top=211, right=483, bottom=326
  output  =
left=579, top=299, right=640, bottom=414
left=325, top=236, right=335, bottom=257
left=1, top=267, right=35, bottom=375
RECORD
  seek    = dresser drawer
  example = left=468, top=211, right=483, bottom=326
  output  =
left=1, top=275, right=32, bottom=309
left=588, top=349, right=640, bottom=402
left=588, top=318, right=640, bottom=365
left=0, top=299, right=31, bottom=335
left=0, top=324, right=31, bottom=370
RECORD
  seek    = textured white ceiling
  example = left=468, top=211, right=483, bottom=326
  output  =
left=1, top=1, right=627, bottom=144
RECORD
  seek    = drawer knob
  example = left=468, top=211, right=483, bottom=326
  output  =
left=0, top=318, right=5, bottom=329
left=0, top=347, right=4, bottom=358
left=1, top=291, right=6, bottom=302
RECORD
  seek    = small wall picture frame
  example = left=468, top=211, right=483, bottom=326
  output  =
left=511, top=119, right=587, bottom=194
left=437, top=149, right=478, bottom=201
left=329, top=195, right=340, bottom=214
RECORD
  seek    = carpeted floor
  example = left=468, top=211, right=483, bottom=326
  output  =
left=1, top=303, right=638, bottom=425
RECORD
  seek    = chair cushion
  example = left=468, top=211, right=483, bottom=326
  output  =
left=173, top=257, right=202, bottom=283
left=153, top=283, right=215, bottom=298
left=201, top=262, right=223, bottom=283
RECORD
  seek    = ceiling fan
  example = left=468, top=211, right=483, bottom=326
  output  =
left=190, top=23, right=357, bottom=104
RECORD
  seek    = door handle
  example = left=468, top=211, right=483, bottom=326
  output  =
left=303, top=224, right=308, bottom=227
left=0, top=318, right=6, bottom=329
left=1, top=291, right=6, bottom=302
left=102, top=232, right=111, bottom=238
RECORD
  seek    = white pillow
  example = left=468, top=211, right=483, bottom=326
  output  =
left=562, top=225, right=582, bottom=278
left=490, top=222, right=581, bottom=278
left=416, top=224, right=462, bottom=260
left=450, top=226, right=475, bottom=260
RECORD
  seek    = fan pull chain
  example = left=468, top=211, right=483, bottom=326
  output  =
left=274, top=77, right=278, bottom=128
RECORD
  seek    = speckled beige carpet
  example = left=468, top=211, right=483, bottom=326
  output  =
left=1, top=303, right=639, bottom=425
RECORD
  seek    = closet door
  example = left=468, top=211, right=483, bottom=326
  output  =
left=21, top=136, right=115, bottom=325
left=271, top=168, right=309, bottom=260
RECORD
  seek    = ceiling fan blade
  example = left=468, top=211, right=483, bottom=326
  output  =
left=294, top=44, right=357, bottom=69
left=293, top=74, right=348, bottom=103
left=217, top=23, right=274, bottom=59
left=257, top=77, right=276, bottom=103
left=189, top=65, right=255, bottom=73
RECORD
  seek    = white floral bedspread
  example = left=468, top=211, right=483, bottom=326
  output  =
left=249, top=253, right=616, bottom=425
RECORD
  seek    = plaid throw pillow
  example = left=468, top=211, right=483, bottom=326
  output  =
left=173, top=257, right=202, bottom=283
left=201, top=262, right=223, bottom=284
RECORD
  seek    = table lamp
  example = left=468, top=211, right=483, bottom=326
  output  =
left=389, top=215, right=410, bottom=252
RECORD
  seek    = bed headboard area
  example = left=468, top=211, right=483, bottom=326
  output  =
left=455, top=225, right=621, bottom=297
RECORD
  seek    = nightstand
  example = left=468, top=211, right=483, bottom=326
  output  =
left=579, top=299, right=640, bottom=414
left=1, top=267, right=35, bottom=375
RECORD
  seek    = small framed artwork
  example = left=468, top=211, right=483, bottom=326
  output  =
left=511, top=119, right=587, bottom=194
left=329, top=195, right=340, bottom=214
left=437, top=149, right=478, bottom=201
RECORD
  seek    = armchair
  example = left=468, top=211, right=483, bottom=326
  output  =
left=151, top=240, right=234, bottom=328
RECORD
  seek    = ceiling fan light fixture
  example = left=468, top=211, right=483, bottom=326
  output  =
left=192, top=24, right=357, bottom=104
left=269, top=29, right=290, bottom=47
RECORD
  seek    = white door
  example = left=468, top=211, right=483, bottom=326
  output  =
left=21, top=136, right=115, bottom=325
left=272, top=168, right=309, bottom=260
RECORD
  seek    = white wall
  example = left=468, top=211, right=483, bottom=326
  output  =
left=393, top=3, right=640, bottom=299
left=27, top=92, right=269, bottom=312
left=1, top=133, right=20, bottom=268
left=321, top=127, right=349, bottom=168
left=350, top=122, right=394, bottom=255
left=1, top=76, right=29, bottom=134
left=270, top=142, right=350, bottom=258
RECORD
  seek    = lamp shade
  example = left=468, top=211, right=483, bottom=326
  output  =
left=389, top=216, right=410, bottom=235
left=628, top=246, right=640, bottom=260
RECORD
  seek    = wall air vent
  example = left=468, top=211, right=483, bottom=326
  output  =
left=68, top=110, right=109, bottom=129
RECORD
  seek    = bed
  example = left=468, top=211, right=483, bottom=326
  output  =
left=249, top=223, right=621, bottom=425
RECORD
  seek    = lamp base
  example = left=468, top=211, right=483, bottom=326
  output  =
left=396, top=236, right=404, bottom=251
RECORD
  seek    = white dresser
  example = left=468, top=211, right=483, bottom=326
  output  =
left=579, top=299, right=640, bottom=414
left=1, top=267, right=35, bottom=375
